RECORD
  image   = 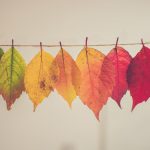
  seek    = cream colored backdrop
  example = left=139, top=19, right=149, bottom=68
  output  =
left=0, top=0, right=150, bottom=150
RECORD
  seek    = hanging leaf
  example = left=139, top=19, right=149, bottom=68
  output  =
left=0, top=47, right=26, bottom=110
left=50, top=48, right=81, bottom=106
left=0, top=48, right=4, bottom=59
left=127, top=44, right=150, bottom=110
left=76, top=48, right=115, bottom=120
left=24, top=50, right=53, bottom=110
left=107, top=46, right=132, bottom=107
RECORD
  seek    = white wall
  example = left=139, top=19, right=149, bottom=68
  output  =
left=0, top=0, right=150, bottom=150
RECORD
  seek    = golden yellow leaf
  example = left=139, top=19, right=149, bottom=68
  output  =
left=24, top=50, right=53, bottom=110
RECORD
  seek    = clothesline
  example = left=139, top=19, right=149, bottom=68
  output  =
left=0, top=41, right=150, bottom=47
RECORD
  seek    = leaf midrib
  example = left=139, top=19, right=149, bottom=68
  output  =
left=9, top=47, right=14, bottom=100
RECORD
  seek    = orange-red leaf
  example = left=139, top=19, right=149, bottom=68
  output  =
left=76, top=48, right=115, bottom=120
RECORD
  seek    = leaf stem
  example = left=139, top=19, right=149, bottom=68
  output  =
left=85, top=37, right=89, bottom=68
left=40, top=42, right=43, bottom=63
left=141, top=38, right=145, bottom=47
left=115, top=37, right=119, bottom=49
left=60, top=41, right=65, bottom=66
left=38, top=42, right=44, bottom=89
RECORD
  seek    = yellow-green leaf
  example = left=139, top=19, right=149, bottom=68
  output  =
left=0, top=48, right=4, bottom=59
left=0, top=47, right=26, bottom=110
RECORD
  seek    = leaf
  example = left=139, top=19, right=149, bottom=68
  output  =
left=0, top=48, right=4, bottom=59
left=0, top=47, right=26, bottom=110
left=107, top=46, right=132, bottom=107
left=76, top=48, right=115, bottom=120
left=24, top=50, right=53, bottom=110
left=127, top=45, right=150, bottom=110
left=50, top=48, right=81, bottom=106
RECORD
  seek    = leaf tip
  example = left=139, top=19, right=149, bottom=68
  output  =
left=131, top=103, right=136, bottom=112
left=6, top=101, right=13, bottom=111
left=33, top=103, right=37, bottom=112
left=94, top=111, right=100, bottom=121
left=7, top=105, right=11, bottom=111
left=68, top=101, right=72, bottom=109
left=117, top=101, right=122, bottom=109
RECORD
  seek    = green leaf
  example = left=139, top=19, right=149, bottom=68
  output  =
left=0, top=48, right=4, bottom=59
left=0, top=47, right=26, bottom=110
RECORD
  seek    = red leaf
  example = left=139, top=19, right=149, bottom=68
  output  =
left=127, top=45, right=150, bottom=110
left=107, top=46, right=132, bottom=107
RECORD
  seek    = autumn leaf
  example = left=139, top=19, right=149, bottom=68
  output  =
left=50, top=48, right=81, bottom=106
left=0, top=48, right=4, bottom=59
left=107, top=46, right=132, bottom=107
left=76, top=47, right=115, bottom=120
left=127, top=44, right=150, bottom=110
left=24, top=49, right=53, bottom=110
left=0, top=47, right=26, bottom=110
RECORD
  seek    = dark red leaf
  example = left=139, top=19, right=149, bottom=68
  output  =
left=127, top=45, right=150, bottom=110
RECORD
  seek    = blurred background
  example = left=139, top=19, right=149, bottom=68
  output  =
left=0, top=0, right=150, bottom=149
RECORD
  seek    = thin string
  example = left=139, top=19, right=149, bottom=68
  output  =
left=0, top=41, right=150, bottom=47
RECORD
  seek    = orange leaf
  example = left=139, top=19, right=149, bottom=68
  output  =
left=76, top=48, right=115, bottom=120
left=50, top=48, right=81, bottom=106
